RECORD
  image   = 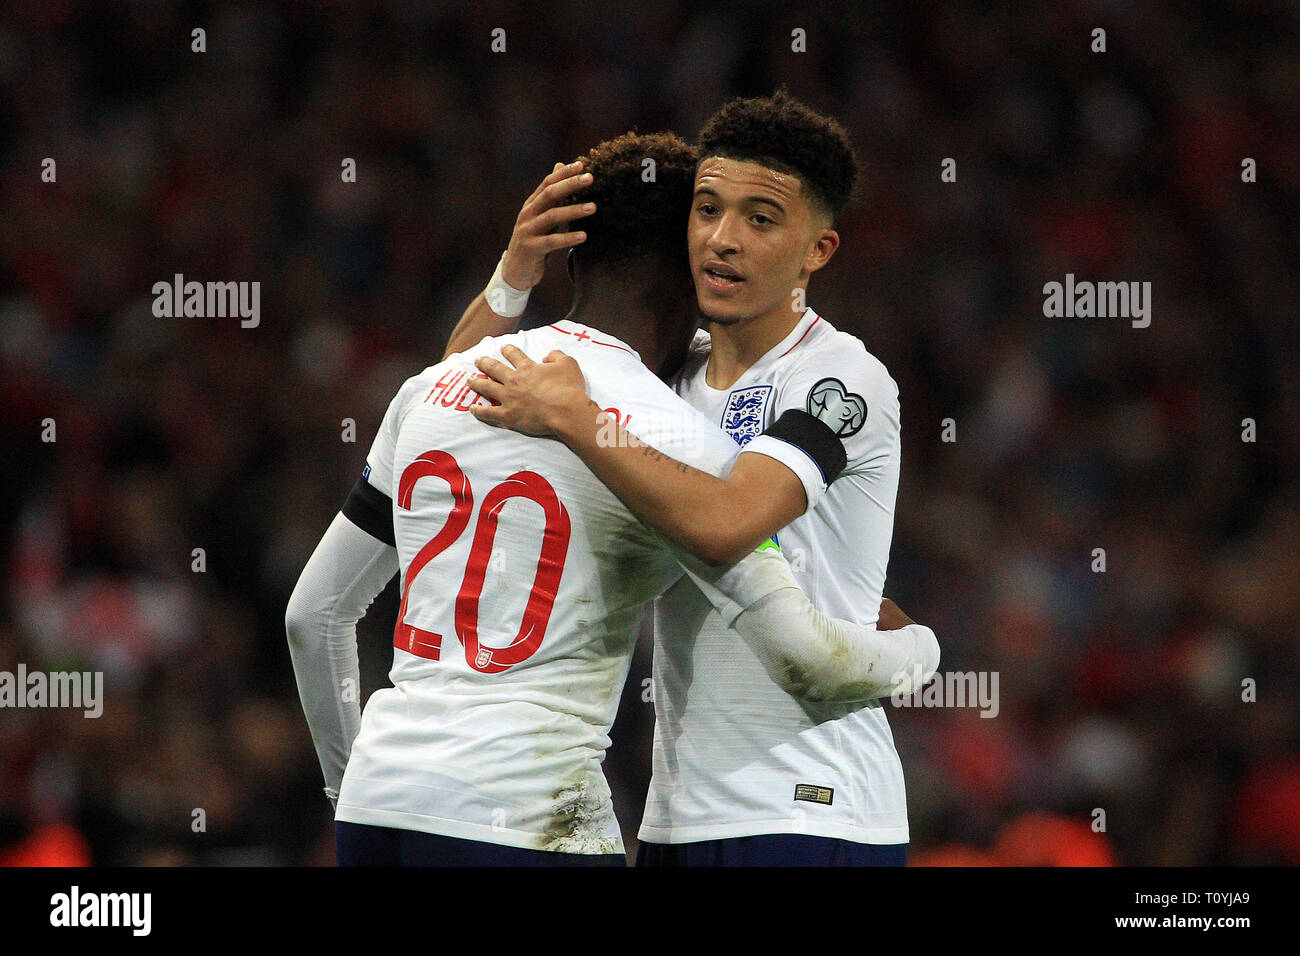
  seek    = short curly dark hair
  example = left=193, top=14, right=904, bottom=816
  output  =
left=565, top=131, right=699, bottom=274
left=697, top=89, right=858, bottom=221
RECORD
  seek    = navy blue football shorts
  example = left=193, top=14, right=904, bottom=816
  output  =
left=636, top=834, right=907, bottom=867
left=336, top=821, right=627, bottom=867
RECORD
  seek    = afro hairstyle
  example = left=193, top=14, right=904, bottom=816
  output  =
left=696, top=89, right=858, bottom=221
left=564, top=130, right=699, bottom=274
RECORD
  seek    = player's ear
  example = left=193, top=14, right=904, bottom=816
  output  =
left=803, top=228, right=839, bottom=275
left=566, top=248, right=576, bottom=280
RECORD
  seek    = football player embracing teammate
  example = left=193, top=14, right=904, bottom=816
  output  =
left=467, top=91, right=923, bottom=866
left=286, top=129, right=938, bottom=866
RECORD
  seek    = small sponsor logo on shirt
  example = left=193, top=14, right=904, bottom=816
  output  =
left=361, top=463, right=371, bottom=481
left=721, top=385, right=773, bottom=446
left=806, top=378, right=867, bottom=437
left=794, top=784, right=834, bottom=806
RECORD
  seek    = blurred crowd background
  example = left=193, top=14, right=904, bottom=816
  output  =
left=1, top=1, right=1296, bottom=866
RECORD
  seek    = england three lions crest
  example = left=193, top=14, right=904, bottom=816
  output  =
left=721, top=385, right=773, bottom=446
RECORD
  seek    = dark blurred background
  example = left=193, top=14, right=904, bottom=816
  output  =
left=1, top=0, right=1296, bottom=866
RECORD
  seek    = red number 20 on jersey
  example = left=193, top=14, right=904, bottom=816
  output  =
left=392, top=450, right=570, bottom=674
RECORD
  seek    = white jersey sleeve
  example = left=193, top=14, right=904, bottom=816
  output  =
left=741, top=332, right=900, bottom=514
left=359, top=376, right=424, bottom=499
left=285, top=513, right=399, bottom=799
left=675, top=546, right=939, bottom=703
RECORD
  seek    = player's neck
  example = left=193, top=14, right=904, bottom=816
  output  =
left=704, top=305, right=806, bottom=390
left=565, top=287, right=663, bottom=368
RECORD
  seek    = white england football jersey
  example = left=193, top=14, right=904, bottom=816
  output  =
left=335, top=321, right=741, bottom=853
left=640, top=308, right=908, bottom=845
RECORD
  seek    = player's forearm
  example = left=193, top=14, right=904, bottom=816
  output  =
left=442, top=290, right=520, bottom=360
left=735, top=588, right=940, bottom=703
left=445, top=163, right=592, bottom=360
left=285, top=611, right=361, bottom=797
left=678, top=549, right=939, bottom=704
left=285, top=513, right=399, bottom=797
left=554, top=402, right=771, bottom=565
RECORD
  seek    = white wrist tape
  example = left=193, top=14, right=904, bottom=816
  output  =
left=484, top=252, right=531, bottom=318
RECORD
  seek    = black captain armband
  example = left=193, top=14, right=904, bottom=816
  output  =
left=342, top=477, right=395, bottom=546
left=763, top=409, right=850, bottom=485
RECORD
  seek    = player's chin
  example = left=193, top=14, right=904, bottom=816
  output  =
left=696, top=293, right=747, bottom=325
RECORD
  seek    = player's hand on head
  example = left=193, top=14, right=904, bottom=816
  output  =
left=877, top=597, right=915, bottom=631
left=469, top=345, right=590, bottom=437
left=501, top=161, right=596, bottom=290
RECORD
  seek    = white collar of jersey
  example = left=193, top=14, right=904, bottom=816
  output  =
left=707, top=307, right=822, bottom=381
left=759, top=308, right=822, bottom=367
left=549, top=320, right=641, bottom=362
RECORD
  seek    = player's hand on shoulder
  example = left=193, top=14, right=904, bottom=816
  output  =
left=469, top=345, right=591, bottom=437
left=877, top=597, right=915, bottom=630
left=502, top=161, right=596, bottom=290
